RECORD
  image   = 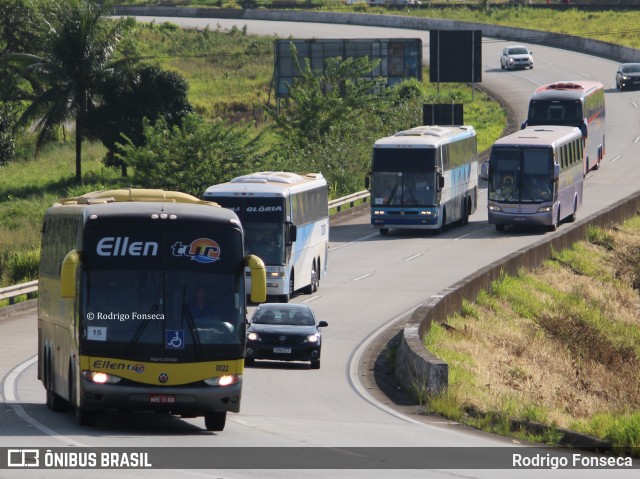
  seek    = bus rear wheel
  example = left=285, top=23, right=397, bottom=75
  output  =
left=204, top=411, right=227, bottom=431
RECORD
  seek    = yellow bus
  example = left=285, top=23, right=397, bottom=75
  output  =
left=38, top=189, right=266, bottom=431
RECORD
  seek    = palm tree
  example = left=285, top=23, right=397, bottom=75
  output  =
left=6, top=0, right=136, bottom=183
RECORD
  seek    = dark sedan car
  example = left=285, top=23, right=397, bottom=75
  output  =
left=616, top=63, right=640, bottom=91
left=245, top=303, right=328, bottom=369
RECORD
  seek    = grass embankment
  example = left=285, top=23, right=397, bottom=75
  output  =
left=0, top=20, right=505, bottom=290
left=424, top=218, right=640, bottom=450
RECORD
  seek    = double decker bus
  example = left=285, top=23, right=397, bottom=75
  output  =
left=487, top=126, right=584, bottom=232
left=204, top=172, right=329, bottom=303
left=522, top=80, right=605, bottom=174
left=38, top=189, right=266, bottom=431
left=366, top=125, right=478, bottom=235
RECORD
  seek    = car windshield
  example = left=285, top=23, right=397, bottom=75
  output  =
left=622, top=64, right=640, bottom=73
left=509, top=48, right=529, bottom=55
left=253, top=307, right=315, bottom=326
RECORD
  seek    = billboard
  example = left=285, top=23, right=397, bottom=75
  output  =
left=274, top=38, right=422, bottom=98
left=429, top=30, right=482, bottom=84
left=423, top=104, right=464, bottom=126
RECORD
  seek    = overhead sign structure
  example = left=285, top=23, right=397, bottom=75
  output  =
left=423, top=104, right=464, bottom=126
left=429, top=30, right=482, bottom=84
left=274, top=38, right=422, bottom=98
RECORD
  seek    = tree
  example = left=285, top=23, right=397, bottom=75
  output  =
left=4, top=0, right=137, bottom=183
left=86, top=64, right=193, bottom=177
left=118, top=114, right=268, bottom=197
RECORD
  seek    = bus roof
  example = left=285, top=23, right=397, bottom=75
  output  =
left=374, top=125, right=476, bottom=148
left=531, top=81, right=604, bottom=101
left=45, top=189, right=237, bottom=225
left=493, top=126, right=582, bottom=148
left=204, top=171, right=326, bottom=198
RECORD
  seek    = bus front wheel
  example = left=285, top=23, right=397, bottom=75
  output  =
left=379, top=228, right=389, bottom=235
left=280, top=275, right=294, bottom=303
left=495, top=224, right=505, bottom=232
left=204, top=411, right=227, bottom=431
left=304, top=261, right=319, bottom=294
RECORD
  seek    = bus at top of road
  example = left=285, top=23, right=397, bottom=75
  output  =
left=203, top=172, right=329, bottom=303
left=486, top=125, right=584, bottom=232
left=366, top=125, right=478, bottom=235
left=37, top=188, right=266, bottom=432
left=522, top=80, right=605, bottom=174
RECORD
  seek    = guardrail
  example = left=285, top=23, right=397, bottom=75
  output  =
left=0, top=191, right=371, bottom=309
left=329, top=190, right=370, bottom=217
left=0, top=280, right=38, bottom=305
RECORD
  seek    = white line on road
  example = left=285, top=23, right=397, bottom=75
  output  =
left=2, top=355, right=89, bottom=447
left=611, top=155, right=622, bottom=163
left=402, top=253, right=423, bottom=262
left=352, top=273, right=374, bottom=281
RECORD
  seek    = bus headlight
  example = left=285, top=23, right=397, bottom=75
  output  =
left=419, top=211, right=433, bottom=216
left=537, top=206, right=553, bottom=213
left=204, top=375, right=241, bottom=387
left=82, top=370, right=122, bottom=384
left=488, top=204, right=503, bottom=212
left=373, top=210, right=385, bottom=215
left=268, top=271, right=285, bottom=279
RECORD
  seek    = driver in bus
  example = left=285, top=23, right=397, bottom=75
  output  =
left=188, top=285, right=218, bottom=321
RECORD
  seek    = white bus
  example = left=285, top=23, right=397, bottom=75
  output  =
left=487, top=126, right=584, bottom=232
left=204, top=172, right=329, bottom=302
left=366, top=125, right=478, bottom=234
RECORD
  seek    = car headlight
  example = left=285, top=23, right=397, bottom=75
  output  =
left=622, top=75, right=630, bottom=80
left=204, top=375, right=241, bottom=386
left=508, top=58, right=515, bottom=63
left=304, top=333, right=321, bottom=343
left=82, top=370, right=122, bottom=384
left=247, top=332, right=260, bottom=341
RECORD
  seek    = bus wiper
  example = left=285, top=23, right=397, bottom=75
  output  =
left=520, top=180, right=536, bottom=202
left=126, top=303, right=158, bottom=356
left=181, top=284, right=203, bottom=360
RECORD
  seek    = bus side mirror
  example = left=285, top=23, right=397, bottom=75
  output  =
left=60, top=249, right=80, bottom=299
left=286, top=223, right=296, bottom=245
left=438, top=174, right=445, bottom=190
left=521, top=120, right=528, bottom=130
left=364, top=175, right=370, bottom=189
left=480, top=161, right=489, bottom=181
left=554, top=164, right=560, bottom=177
left=246, top=254, right=266, bottom=304
left=580, top=122, right=588, bottom=138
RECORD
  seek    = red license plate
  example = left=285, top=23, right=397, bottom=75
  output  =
left=150, top=394, right=176, bottom=404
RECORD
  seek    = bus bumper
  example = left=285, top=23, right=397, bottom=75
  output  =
left=78, top=377, right=242, bottom=414
left=488, top=209, right=554, bottom=227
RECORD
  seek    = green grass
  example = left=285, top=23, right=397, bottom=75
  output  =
left=422, top=221, right=640, bottom=449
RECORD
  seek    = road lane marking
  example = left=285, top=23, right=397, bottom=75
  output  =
left=352, top=273, right=374, bottom=281
left=611, top=155, right=622, bottom=163
left=402, top=253, right=423, bottom=262
left=2, top=355, right=89, bottom=447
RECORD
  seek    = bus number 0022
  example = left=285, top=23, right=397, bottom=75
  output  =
left=216, top=365, right=229, bottom=372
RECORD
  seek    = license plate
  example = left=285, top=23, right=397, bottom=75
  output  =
left=273, top=347, right=292, bottom=354
left=150, top=394, right=176, bottom=404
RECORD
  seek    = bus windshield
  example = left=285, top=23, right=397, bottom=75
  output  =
left=371, top=171, right=437, bottom=207
left=528, top=100, right=583, bottom=126
left=81, top=269, right=243, bottom=356
left=243, top=222, right=285, bottom=265
left=489, top=147, right=554, bottom=204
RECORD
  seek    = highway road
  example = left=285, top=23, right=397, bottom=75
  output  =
left=1, top=15, right=639, bottom=479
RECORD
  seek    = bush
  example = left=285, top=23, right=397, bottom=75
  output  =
left=2, top=248, right=40, bottom=285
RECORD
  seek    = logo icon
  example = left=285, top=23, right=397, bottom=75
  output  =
left=171, top=238, right=221, bottom=264
left=7, top=449, right=39, bottom=468
left=158, top=373, right=169, bottom=384
left=166, top=330, right=184, bottom=350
